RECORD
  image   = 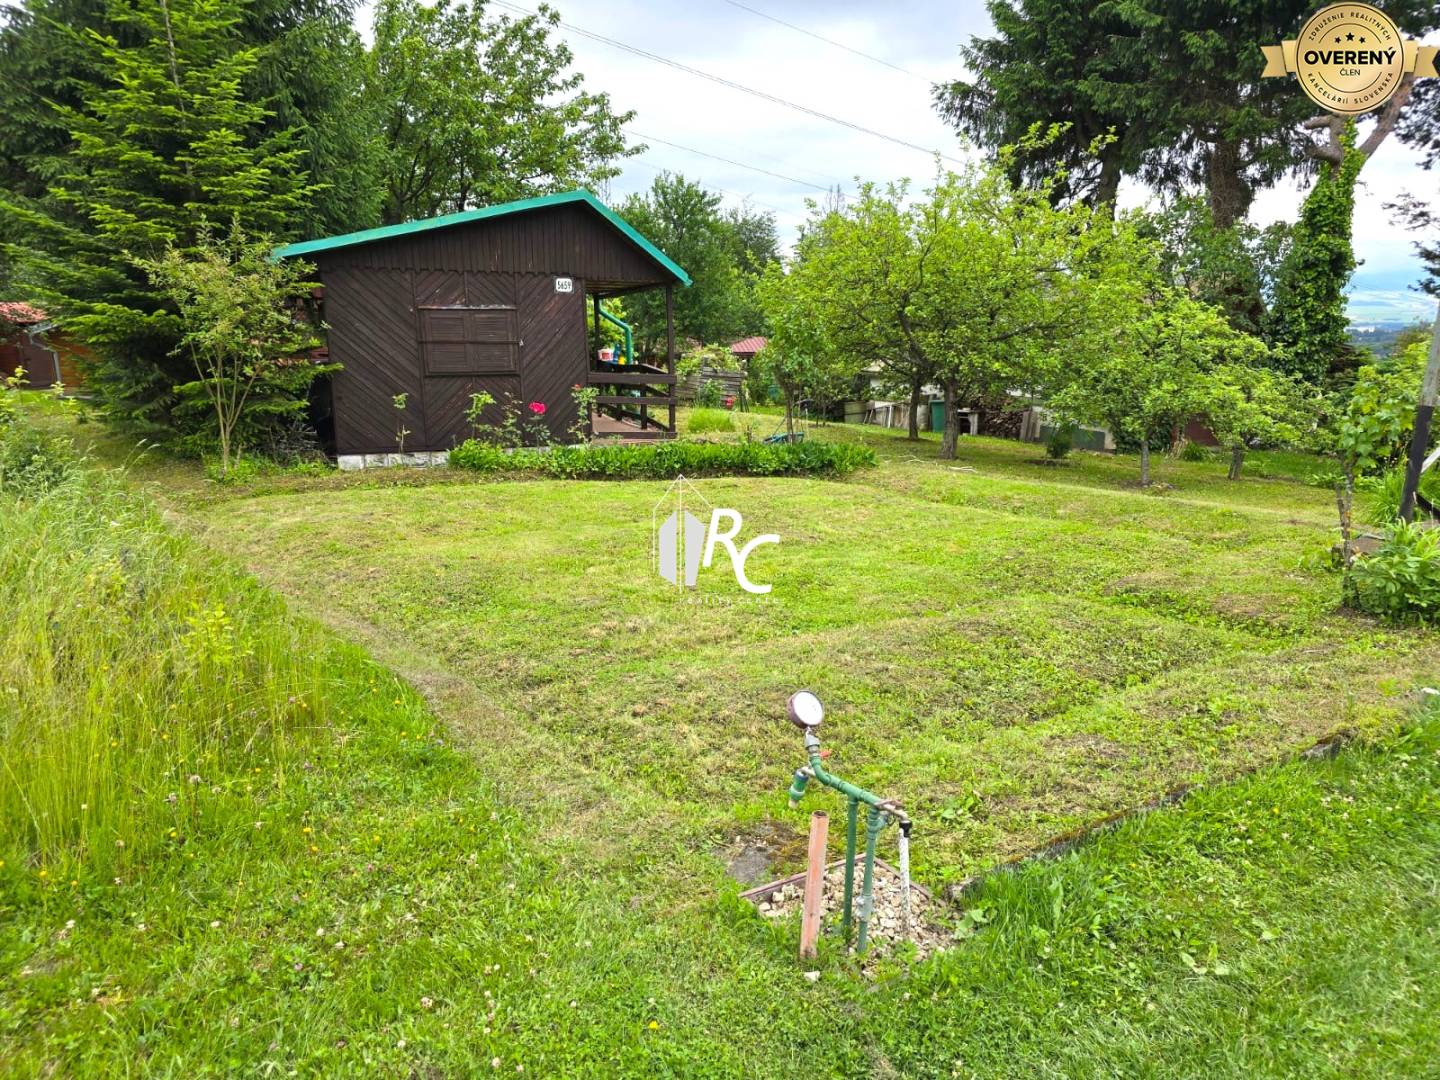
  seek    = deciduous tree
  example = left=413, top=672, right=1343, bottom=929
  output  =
left=135, top=223, right=324, bottom=475
left=1055, top=295, right=1255, bottom=486
left=366, top=0, right=634, bottom=224
left=1194, top=361, right=1308, bottom=480
left=617, top=173, right=754, bottom=356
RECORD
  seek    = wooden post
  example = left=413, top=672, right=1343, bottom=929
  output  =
left=590, top=293, right=601, bottom=439
left=799, top=810, right=828, bottom=960
left=1399, top=306, right=1440, bottom=522
left=666, top=284, right=676, bottom=435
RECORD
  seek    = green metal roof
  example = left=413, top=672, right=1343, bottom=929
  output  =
left=272, top=189, right=690, bottom=286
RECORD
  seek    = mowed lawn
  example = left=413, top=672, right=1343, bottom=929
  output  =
left=7, top=403, right=1440, bottom=1076
left=195, top=423, right=1432, bottom=885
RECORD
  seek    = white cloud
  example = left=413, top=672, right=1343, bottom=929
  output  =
left=356, top=1, right=1436, bottom=322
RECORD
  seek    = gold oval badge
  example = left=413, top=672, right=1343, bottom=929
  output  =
left=1293, top=3, right=1405, bottom=114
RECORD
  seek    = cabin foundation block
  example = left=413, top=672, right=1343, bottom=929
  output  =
left=338, top=451, right=449, bottom=471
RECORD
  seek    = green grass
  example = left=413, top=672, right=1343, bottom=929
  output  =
left=685, top=407, right=735, bottom=434
left=5, top=402, right=1440, bottom=1074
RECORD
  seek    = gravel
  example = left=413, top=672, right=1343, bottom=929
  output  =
left=752, top=863, right=953, bottom=962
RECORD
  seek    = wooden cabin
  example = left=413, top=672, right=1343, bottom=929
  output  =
left=0, top=303, right=88, bottom=390
left=273, top=190, right=690, bottom=466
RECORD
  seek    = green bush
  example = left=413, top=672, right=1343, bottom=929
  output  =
left=0, top=419, right=76, bottom=495
left=1360, top=467, right=1440, bottom=526
left=1178, top=439, right=1210, bottom=462
left=448, top=437, right=875, bottom=479
left=695, top=379, right=724, bottom=409
left=1351, top=520, right=1440, bottom=623
left=1044, top=424, right=1074, bottom=460
left=686, top=408, right=735, bottom=434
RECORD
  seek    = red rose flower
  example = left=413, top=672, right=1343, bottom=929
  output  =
left=529, top=401, right=547, bottom=416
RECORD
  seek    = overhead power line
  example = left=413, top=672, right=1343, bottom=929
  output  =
left=719, top=0, right=922, bottom=79
left=491, top=0, right=963, bottom=166
left=628, top=157, right=792, bottom=214
left=627, top=129, right=836, bottom=194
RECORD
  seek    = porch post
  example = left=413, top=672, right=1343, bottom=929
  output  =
left=666, top=284, right=676, bottom=435
left=590, top=293, right=601, bottom=438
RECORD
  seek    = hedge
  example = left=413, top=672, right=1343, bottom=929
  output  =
left=448, top=438, right=876, bottom=479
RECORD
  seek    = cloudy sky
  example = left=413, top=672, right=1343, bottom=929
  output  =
left=367, top=0, right=1438, bottom=326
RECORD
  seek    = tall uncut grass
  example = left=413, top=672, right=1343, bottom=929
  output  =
left=0, top=467, right=337, bottom=880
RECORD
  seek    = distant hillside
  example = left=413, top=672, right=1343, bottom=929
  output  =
left=1349, top=321, right=1433, bottom=358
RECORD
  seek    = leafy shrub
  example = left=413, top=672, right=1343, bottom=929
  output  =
left=1178, top=439, right=1210, bottom=462
left=695, top=380, right=724, bottom=409
left=449, top=438, right=875, bottom=479
left=1336, top=341, right=1425, bottom=473
left=1044, top=424, right=1074, bottom=460
left=1360, top=467, right=1440, bottom=526
left=1351, top=521, right=1440, bottom=623
left=0, top=420, right=76, bottom=495
left=687, top=408, right=735, bottom=434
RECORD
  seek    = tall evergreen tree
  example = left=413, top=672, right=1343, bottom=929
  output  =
left=934, top=0, right=1156, bottom=209
left=0, top=0, right=373, bottom=237
left=938, top=1, right=1439, bottom=227
left=1, top=0, right=316, bottom=437
left=1268, top=124, right=1364, bottom=385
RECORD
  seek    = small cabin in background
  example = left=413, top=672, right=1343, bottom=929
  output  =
left=274, top=190, right=690, bottom=467
left=0, top=302, right=88, bottom=390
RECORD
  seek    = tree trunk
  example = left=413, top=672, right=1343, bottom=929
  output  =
left=1139, top=438, right=1151, bottom=487
left=940, top=379, right=959, bottom=460
left=1206, top=138, right=1251, bottom=230
left=1228, top=446, right=1245, bottom=481
left=907, top=373, right=923, bottom=441
left=1092, top=148, right=1122, bottom=211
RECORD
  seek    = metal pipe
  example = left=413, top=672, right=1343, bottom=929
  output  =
left=806, top=733, right=888, bottom=812
left=855, top=805, right=883, bottom=954
left=897, top=819, right=913, bottom=942
left=597, top=303, right=633, bottom=364
left=842, top=795, right=857, bottom=943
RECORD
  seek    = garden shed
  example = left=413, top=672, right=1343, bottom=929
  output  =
left=274, top=190, right=690, bottom=466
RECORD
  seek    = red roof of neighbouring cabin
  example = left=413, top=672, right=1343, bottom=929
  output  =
left=0, top=301, right=48, bottom=326
left=730, top=336, right=767, bottom=357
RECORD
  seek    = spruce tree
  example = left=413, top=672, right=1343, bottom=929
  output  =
left=3, top=0, right=316, bottom=439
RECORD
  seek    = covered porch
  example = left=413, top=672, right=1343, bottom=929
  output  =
left=585, top=283, right=677, bottom=441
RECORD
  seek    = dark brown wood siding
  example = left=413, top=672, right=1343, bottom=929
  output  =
left=317, top=201, right=673, bottom=455
left=316, top=203, right=668, bottom=293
